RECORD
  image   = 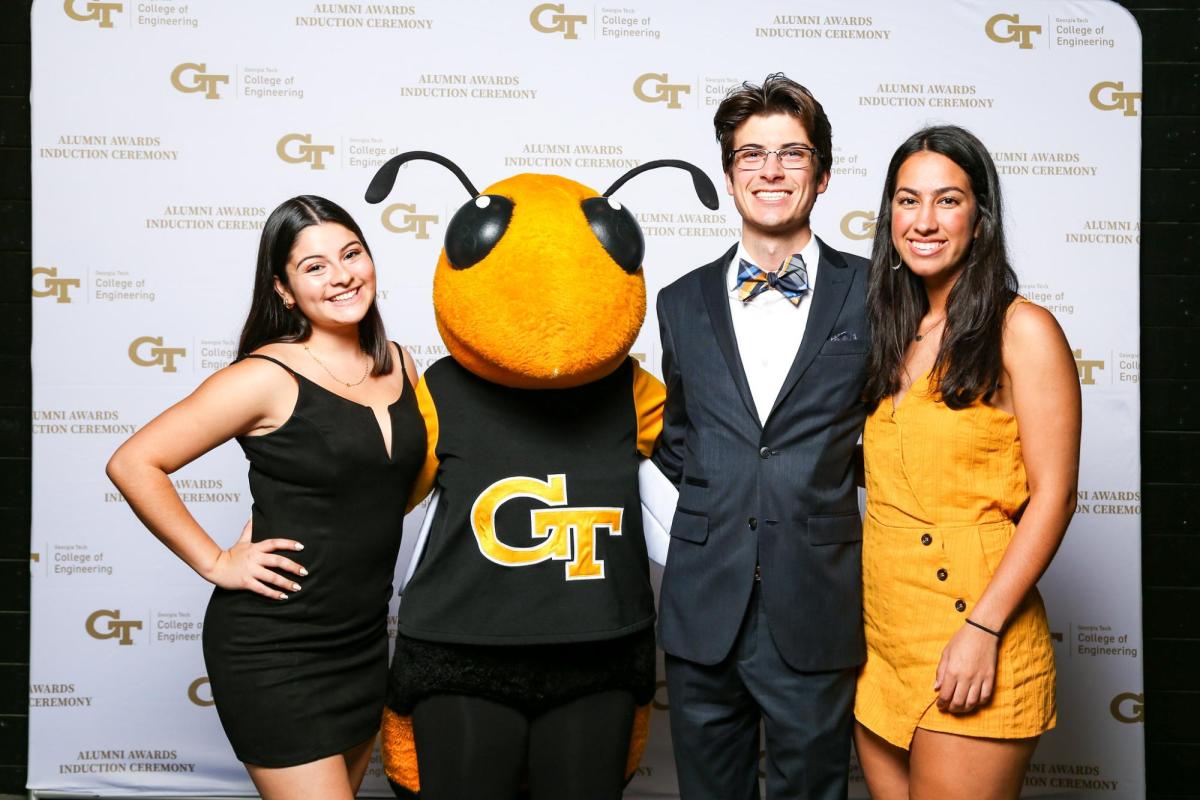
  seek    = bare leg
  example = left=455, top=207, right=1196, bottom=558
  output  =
left=343, top=736, right=377, bottom=796
left=854, top=722, right=910, bottom=800
left=246, top=752, right=357, bottom=800
left=909, top=729, right=1038, bottom=800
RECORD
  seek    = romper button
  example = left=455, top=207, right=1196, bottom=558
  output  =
left=748, top=517, right=758, bottom=530
left=921, top=533, right=932, bottom=546
left=759, top=446, right=771, bottom=459
left=955, top=599, right=967, bottom=613
left=937, top=568, right=948, bottom=581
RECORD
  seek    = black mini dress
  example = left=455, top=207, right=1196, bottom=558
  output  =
left=202, top=353, right=424, bottom=767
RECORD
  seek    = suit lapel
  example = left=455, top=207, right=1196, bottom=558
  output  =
left=699, top=245, right=761, bottom=426
left=767, top=237, right=853, bottom=423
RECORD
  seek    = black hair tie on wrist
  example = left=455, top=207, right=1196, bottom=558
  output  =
left=966, top=618, right=1002, bottom=637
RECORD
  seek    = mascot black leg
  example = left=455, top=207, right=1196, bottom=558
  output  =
left=412, top=694, right=528, bottom=800
left=528, top=690, right=637, bottom=800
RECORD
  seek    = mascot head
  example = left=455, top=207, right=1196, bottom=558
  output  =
left=366, top=152, right=717, bottom=388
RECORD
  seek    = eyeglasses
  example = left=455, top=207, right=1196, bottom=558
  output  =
left=732, top=146, right=820, bottom=171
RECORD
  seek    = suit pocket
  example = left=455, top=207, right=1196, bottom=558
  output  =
left=806, top=511, right=863, bottom=545
left=669, top=508, right=709, bottom=544
left=818, top=338, right=868, bottom=357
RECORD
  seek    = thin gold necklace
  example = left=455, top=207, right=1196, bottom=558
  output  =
left=914, top=316, right=946, bottom=342
left=303, top=344, right=371, bottom=387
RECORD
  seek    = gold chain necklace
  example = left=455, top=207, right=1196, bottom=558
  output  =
left=914, top=316, right=946, bottom=342
left=303, top=344, right=371, bottom=387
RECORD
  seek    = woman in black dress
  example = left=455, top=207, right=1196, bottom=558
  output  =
left=107, top=196, right=424, bottom=799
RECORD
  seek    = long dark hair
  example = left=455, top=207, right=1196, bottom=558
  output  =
left=238, top=195, right=392, bottom=375
left=864, top=125, right=1017, bottom=410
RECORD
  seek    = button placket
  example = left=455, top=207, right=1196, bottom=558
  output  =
left=930, top=527, right=955, bottom=610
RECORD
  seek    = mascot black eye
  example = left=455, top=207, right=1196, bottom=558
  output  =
left=581, top=197, right=644, bottom=274
left=444, top=194, right=514, bottom=269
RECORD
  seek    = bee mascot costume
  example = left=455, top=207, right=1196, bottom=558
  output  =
left=365, top=152, right=715, bottom=800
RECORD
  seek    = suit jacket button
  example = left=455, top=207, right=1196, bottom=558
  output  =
left=955, top=599, right=967, bottom=613
left=921, top=533, right=933, bottom=546
left=759, top=446, right=771, bottom=459
left=937, top=568, right=948, bottom=581
left=748, top=517, right=758, bottom=530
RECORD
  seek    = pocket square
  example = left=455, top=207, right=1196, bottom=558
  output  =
left=828, top=330, right=859, bottom=342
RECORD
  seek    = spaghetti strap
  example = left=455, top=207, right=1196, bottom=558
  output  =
left=391, top=341, right=413, bottom=388
left=242, top=353, right=298, bottom=376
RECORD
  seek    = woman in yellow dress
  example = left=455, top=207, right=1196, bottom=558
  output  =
left=854, top=125, right=1081, bottom=799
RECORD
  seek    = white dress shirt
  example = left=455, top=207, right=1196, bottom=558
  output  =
left=727, top=236, right=821, bottom=426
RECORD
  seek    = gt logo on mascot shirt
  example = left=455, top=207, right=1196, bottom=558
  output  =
left=471, top=474, right=622, bottom=581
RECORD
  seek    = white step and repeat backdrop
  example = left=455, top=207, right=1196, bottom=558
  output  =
left=30, top=1, right=1143, bottom=797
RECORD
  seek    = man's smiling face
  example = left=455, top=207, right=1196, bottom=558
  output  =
left=724, top=113, right=829, bottom=245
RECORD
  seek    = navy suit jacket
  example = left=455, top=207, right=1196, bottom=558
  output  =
left=653, top=238, right=869, bottom=671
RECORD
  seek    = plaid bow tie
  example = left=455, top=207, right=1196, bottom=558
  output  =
left=736, top=254, right=809, bottom=306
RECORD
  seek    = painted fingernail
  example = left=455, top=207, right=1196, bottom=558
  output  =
left=299, top=568, right=309, bottom=576
left=292, top=583, right=301, bottom=591
left=294, top=543, right=304, bottom=551
left=278, top=592, right=288, bottom=600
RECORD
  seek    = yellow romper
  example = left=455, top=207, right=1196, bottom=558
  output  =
left=854, top=363, right=1056, bottom=749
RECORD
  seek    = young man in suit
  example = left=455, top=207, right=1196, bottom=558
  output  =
left=653, top=73, right=869, bottom=800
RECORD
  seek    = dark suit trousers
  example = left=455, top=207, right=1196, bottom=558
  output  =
left=665, top=582, right=855, bottom=800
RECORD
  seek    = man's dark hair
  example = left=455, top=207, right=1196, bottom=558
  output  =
left=713, top=72, right=832, bottom=181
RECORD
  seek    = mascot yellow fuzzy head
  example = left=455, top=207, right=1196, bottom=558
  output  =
left=364, top=153, right=717, bottom=798
left=366, top=152, right=718, bottom=389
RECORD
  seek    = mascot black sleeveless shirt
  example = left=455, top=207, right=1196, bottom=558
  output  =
left=398, top=357, right=655, bottom=645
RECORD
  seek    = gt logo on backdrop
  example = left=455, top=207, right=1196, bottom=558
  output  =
left=529, top=3, right=587, bottom=39
left=840, top=211, right=876, bottom=241
left=382, top=203, right=439, bottom=239
left=86, top=609, right=142, bottom=645
left=129, top=336, right=187, bottom=373
left=31, top=267, right=80, bottom=303
left=634, top=73, right=690, bottom=109
left=472, top=474, right=623, bottom=581
left=984, top=13, right=1042, bottom=49
left=1073, top=348, right=1104, bottom=385
left=170, top=63, right=230, bottom=100
left=1090, top=81, right=1142, bottom=116
left=1110, top=692, right=1144, bottom=724
left=188, top=677, right=215, bottom=707
left=63, top=0, right=122, bottom=28
left=276, top=133, right=335, bottom=170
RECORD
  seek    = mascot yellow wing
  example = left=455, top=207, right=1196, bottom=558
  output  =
left=404, top=377, right=439, bottom=513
